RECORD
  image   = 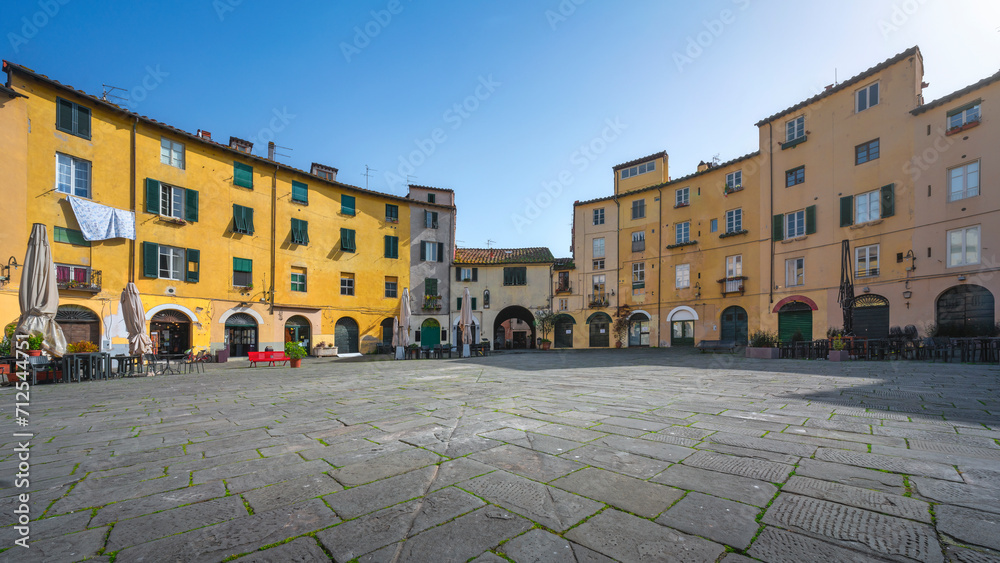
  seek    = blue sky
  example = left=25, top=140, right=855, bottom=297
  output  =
left=5, top=0, right=1000, bottom=255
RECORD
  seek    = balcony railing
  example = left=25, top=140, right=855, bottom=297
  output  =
left=717, top=275, right=747, bottom=295
left=589, top=293, right=609, bottom=308
left=422, top=295, right=442, bottom=310
left=856, top=268, right=880, bottom=278
left=556, top=282, right=572, bottom=294
left=58, top=269, right=102, bottom=293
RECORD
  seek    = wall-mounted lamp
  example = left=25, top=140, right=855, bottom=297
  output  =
left=0, top=257, right=19, bottom=287
left=958, top=275, right=967, bottom=281
left=694, top=282, right=702, bottom=298
left=902, top=290, right=912, bottom=299
left=862, top=286, right=871, bottom=293
left=259, top=289, right=273, bottom=303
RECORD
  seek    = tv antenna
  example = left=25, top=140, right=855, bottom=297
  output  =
left=362, top=165, right=377, bottom=189
left=486, top=239, right=496, bottom=249
left=100, top=84, right=128, bottom=104
left=269, top=144, right=292, bottom=161
left=406, top=174, right=418, bottom=185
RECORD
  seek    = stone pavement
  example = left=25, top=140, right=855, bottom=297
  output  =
left=1, top=348, right=999, bottom=562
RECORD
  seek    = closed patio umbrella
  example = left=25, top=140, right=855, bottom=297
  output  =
left=121, top=282, right=152, bottom=356
left=460, top=287, right=472, bottom=357
left=16, top=223, right=67, bottom=356
left=397, top=288, right=410, bottom=359
left=391, top=316, right=399, bottom=348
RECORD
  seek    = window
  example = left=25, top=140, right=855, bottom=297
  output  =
left=385, top=276, right=398, bottom=298
left=341, top=195, right=356, bottom=216
left=856, top=82, right=879, bottom=113
left=340, top=273, right=355, bottom=295
left=160, top=183, right=186, bottom=220
left=55, top=97, right=91, bottom=139
left=385, top=204, right=399, bottom=222
left=855, top=190, right=880, bottom=223
left=159, top=246, right=185, bottom=281
left=234, top=161, right=253, bottom=188
left=421, top=241, right=443, bottom=262
left=856, top=245, right=879, bottom=277
left=160, top=138, right=185, bottom=169
left=425, top=278, right=438, bottom=296
left=55, top=263, right=90, bottom=285
left=948, top=161, right=980, bottom=202
left=384, top=235, right=399, bottom=259
left=786, top=116, right=804, bottom=142
left=786, top=166, right=805, bottom=187
left=291, top=181, right=308, bottom=204
left=855, top=139, right=880, bottom=165
left=425, top=210, right=439, bottom=229
left=593, top=259, right=604, bottom=270
left=785, top=210, right=805, bottom=238
left=233, top=258, right=253, bottom=287
left=631, top=199, right=645, bottom=219
left=726, top=209, right=742, bottom=233
left=632, top=263, right=645, bottom=289
left=559, top=298, right=568, bottom=311
left=53, top=226, right=90, bottom=247
left=457, top=267, right=477, bottom=282
left=340, top=228, right=356, bottom=252
left=948, top=101, right=981, bottom=130
left=675, top=222, right=690, bottom=244
left=232, top=204, right=254, bottom=235
left=291, top=269, right=307, bottom=292
left=593, top=237, right=605, bottom=258
left=427, top=193, right=436, bottom=203
left=676, top=264, right=690, bottom=289
left=457, top=296, right=479, bottom=311
left=726, top=255, right=743, bottom=278
left=593, top=208, right=605, bottom=225
left=786, top=258, right=804, bottom=287
left=710, top=219, right=718, bottom=233
left=675, top=187, right=689, bottom=207
left=947, top=226, right=980, bottom=267
left=632, top=231, right=645, bottom=252
left=290, top=218, right=309, bottom=245
left=56, top=153, right=91, bottom=198
left=620, top=160, right=655, bottom=179
left=726, top=170, right=742, bottom=190
left=593, top=274, right=606, bottom=294
left=503, top=267, right=527, bottom=286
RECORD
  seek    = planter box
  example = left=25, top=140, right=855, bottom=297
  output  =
left=312, top=347, right=338, bottom=357
left=745, top=347, right=780, bottom=359
left=827, top=350, right=850, bottom=362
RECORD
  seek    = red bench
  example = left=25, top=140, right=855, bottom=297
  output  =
left=248, top=351, right=289, bottom=367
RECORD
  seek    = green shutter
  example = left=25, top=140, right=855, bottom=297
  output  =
left=437, top=242, right=444, bottom=263
left=772, top=214, right=783, bottom=241
left=245, top=206, right=254, bottom=234
left=186, top=249, right=200, bottom=282
left=232, top=205, right=245, bottom=233
left=145, top=178, right=160, bottom=214
left=341, top=228, right=355, bottom=252
left=457, top=297, right=462, bottom=311
left=233, top=258, right=253, bottom=272
left=143, top=242, right=159, bottom=278
left=300, top=220, right=309, bottom=245
left=426, top=278, right=437, bottom=296
left=472, top=268, right=478, bottom=282
left=420, top=241, right=426, bottom=261
left=234, top=162, right=253, bottom=188
left=840, top=196, right=855, bottom=227
left=54, top=227, right=90, bottom=247
left=292, top=181, right=308, bottom=203
left=386, top=204, right=398, bottom=221
left=385, top=235, right=398, bottom=258
left=805, top=205, right=816, bottom=235
left=57, top=98, right=73, bottom=132
left=342, top=195, right=356, bottom=215
left=880, top=184, right=895, bottom=218
left=471, top=298, right=477, bottom=310
left=184, top=189, right=199, bottom=222
left=76, top=105, right=91, bottom=139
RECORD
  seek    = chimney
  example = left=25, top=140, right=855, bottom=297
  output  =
left=268, top=141, right=275, bottom=160
left=310, top=162, right=338, bottom=182
left=197, top=129, right=212, bottom=141
left=696, top=161, right=710, bottom=173
left=229, top=136, right=253, bottom=154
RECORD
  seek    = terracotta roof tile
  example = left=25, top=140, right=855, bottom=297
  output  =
left=454, top=247, right=554, bottom=265
left=613, top=151, right=667, bottom=171
left=911, top=68, right=1000, bottom=115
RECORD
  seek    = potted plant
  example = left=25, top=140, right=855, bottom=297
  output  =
left=27, top=334, right=44, bottom=356
left=285, top=341, right=306, bottom=368
left=828, top=336, right=849, bottom=362
left=746, top=329, right=780, bottom=359
left=534, top=310, right=556, bottom=351
left=312, top=341, right=337, bottom=357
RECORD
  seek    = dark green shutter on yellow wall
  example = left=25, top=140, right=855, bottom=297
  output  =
left=186, top=249, right=200, bottom=282
left=840, top=196, right=855, bottom=227
left=385, top=236, right=398, bottom=258
left=184, top=189, right=199, bottom=222
left=341, top=228, right=356, bottom=252
left=342, top=195, right=356, bottom=215
left=143, top=242, right=159, bottom=278
left=805, top=205, right=816, bottom=235
left=772, top=214, right=783, bottom=241
left=291, top=181, right=308, bottom=203
left=146, top=178, right=160, bottom=213
left=881, top=184, right=894, bottom=218
left=234, top=162, right=253, bottom=188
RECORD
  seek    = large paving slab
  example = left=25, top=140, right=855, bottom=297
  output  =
left=655, top=491, right=761, bottom=549
left=462, top=470, right=602, bottom=532
left=565, top=508, right=726, bottom=561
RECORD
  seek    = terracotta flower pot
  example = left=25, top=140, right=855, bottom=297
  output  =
left=28, top=350, right=42, bottom=357
left=290, top=358, right=301, bottom=368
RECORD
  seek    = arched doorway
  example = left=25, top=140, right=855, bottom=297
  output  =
left=56, top=305, right=100, bottom=346
left=937, top=285, right=995, bottom=336
left=284, top=316, right=311, bottom=348
left=420, top=318, right=441, bottom=348
left=778, top=302, right=813, bottom=342
left=587, top=312, right=611, bottom=347
left=851, top=295, right=890, bottom=339
left=335, top=317, right=359, bottom=353
left=225, top=313, right=258, bottom=357
left=629, top=312, right=651, bottom=347
left=494, top=306, right=535, bottom=349
left=380, top=318, right=394, bottom=345
left=453, top=316, right=480, bottom=347
left=151, top=309, right=192, bottom=354
left=720, top=306, right=748, bottom=345
left=553, top=314, right=575, bottom=348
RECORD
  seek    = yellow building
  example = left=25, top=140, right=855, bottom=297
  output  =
left=1, top=61, right=410, bottom=357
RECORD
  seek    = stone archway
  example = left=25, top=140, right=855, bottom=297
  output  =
left=151, top=309, right=193, bottom=355
left=493, top=305, right=535, bottom=349
left=335, top=317, right=359, bottom=354
left=56, top=305, right=100, bottom=346
left=936, top=285, right=995, bottom=336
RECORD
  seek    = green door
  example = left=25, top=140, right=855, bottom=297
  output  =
left=420, top=319, right=440, bottom=348
left=720, top=306, right=748, bottom=345
left=778, top=306, right=813, bottom=342
left=588, top=312, right=611, bottom=347
left=554, top=314, right=574, bottom=348
left=335, top=317, right=359, bottom=353
left=671, top=321, right=694, bottom=346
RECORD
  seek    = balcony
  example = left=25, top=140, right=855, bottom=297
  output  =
left=57, top=269, right=102, bottom=293
left=856, top=268, right=880, bottom=278
left=589, top=293, right=609, bottom=308
left=717, top=275, right=747, bottom=296
left=555, top=282, right=572, bottom=294
left=422, top=295, right=442, bottom=311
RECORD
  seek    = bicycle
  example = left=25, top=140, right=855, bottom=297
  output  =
left=185, top=347, right=216, bottom=363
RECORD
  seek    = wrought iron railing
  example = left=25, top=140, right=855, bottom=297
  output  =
left=57, top=269, right=101, bottom=293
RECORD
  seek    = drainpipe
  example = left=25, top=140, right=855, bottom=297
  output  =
left=129, top=116, right=137, bottom=282
left=768, top=122, right=775, bottom=307
left=656, top=185, right=663, bottom=347
left=270, top=152, right=277, bottom=315
left=613, top=194, right=621, bottom=312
